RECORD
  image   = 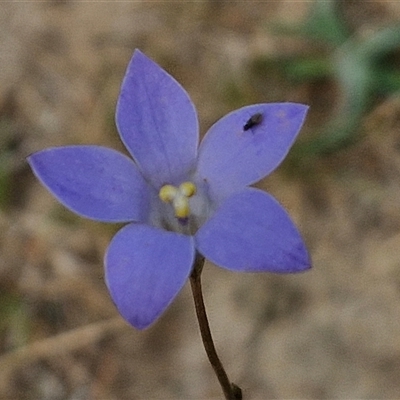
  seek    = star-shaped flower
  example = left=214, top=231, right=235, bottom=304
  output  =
left=28, top=50, right=311, bottom=330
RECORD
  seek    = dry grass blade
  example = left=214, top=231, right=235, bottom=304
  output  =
left=0, top=317, right=127, bottom=391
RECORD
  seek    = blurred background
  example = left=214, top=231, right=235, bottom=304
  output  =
left=1, top=1, right=400, bottom=398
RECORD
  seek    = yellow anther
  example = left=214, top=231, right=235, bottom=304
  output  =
left=158, top=181, right=197, bottom=219
left=159, top=184, right=178, bottom=203
left=173, top=195, right=190, bottom=219
left=179, top=181, right=196, bottom=197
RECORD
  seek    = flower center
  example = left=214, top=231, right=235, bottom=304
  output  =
left=159, top=181, right=197, bottom=220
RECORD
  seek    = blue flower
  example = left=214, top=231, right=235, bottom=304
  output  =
left=28, top=50, right=311, bottom=330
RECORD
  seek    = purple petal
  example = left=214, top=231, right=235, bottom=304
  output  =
left=116, top=50, right=199, bottom=187
left=105, top=224, right=195, bottom=329
left=28, top=146, right=151, bottom=223
left=195, top=188, right=310, bottom=273
left=196, top=103, right=308, bottom=203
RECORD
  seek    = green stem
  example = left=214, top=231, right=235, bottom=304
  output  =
left=189, top=255, right=242, bottom=400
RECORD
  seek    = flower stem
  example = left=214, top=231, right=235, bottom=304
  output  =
left=190, top=255, right=242, bottom=400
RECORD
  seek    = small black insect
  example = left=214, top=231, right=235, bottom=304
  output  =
left=243, top=112, right=263, bottom=131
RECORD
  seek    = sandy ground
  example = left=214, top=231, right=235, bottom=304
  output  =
left=1, top=1, right=400, bottom=399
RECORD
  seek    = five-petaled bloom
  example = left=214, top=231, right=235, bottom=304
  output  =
left=28, top=50, right=311, bottom=330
